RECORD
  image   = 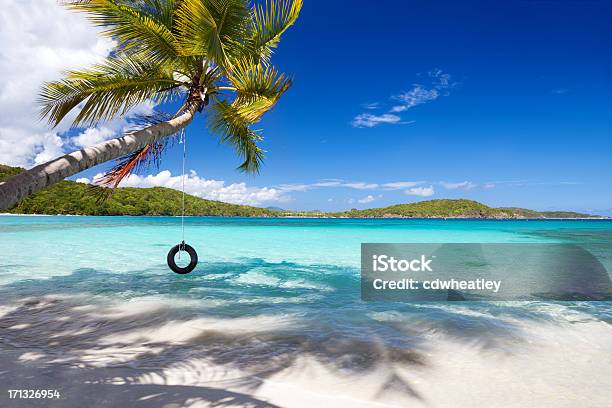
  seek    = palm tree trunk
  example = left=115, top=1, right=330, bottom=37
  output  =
left=0, top=101, right=199, bottom=211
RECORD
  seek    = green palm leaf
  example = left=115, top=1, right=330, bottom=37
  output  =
left=174, top=0, right=250, bottom=67
left=208, top=100, right=265, bottom=173
left=137, top=0, right=177, bottom=29
left=66, top=0, right=182, bottom=66
left=248, top=0, right=302, bottom=64
left=39, top=53, right=181, bottom=127
left=228, top=61, right=292, bottom=105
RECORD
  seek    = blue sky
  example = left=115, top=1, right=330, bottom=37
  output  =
left=9, top=0, right=610, bottom=213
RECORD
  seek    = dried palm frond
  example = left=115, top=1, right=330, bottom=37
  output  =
left=87, top=110, right=180, bottom=201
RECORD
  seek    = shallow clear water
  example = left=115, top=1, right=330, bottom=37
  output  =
left=2, top=215, right=611, bottom=314
left=1, top=216, right=611, bottom=378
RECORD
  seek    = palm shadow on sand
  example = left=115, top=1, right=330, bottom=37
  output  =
left=0, top=258, right=584, bottom=407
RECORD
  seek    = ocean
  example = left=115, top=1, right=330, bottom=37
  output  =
left=1, top=216, right=611, bottom=406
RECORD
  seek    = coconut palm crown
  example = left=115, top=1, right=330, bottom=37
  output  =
left=0, top=0, right=302, bottom=210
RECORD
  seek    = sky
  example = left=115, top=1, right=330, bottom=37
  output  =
left=0, top=0, right=611, bottom=214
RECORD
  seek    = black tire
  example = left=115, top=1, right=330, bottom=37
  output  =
left=167, top=242, right=198, bottom=274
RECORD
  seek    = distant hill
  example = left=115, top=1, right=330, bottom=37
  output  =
left=329, top=199, right=601, bottom=219
left=0, top=165, right=603, bottom=218
left=0, top=165, right=278, bottom=216
left=498, top=207, right=598, bottom=219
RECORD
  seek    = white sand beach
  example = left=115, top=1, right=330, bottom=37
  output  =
left=2, top=295, right=611, bottom=408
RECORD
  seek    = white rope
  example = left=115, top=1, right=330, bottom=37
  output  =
left=179, top=129, right=186, bottom=258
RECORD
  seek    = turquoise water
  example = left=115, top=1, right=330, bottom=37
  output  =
left=1, top=216, right=612, bottom=375
left=1, top=216, right=611, bottom=301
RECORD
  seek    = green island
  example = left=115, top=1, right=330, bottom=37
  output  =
left=0, top=165, right=603, bottom=218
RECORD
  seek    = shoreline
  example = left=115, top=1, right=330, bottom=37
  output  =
left=1, top=212, right=610, bottom=220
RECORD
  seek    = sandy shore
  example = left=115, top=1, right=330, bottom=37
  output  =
left=1, top=295, right=612, bottom=407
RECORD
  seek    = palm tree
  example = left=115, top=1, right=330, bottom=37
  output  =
left=0, top=0, right=301, bottom=210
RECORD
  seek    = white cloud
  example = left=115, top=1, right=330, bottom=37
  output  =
left=71, top=101, right=156, bottom=147
left=75, top=178, right=90, bottom=184
left=440, top=181, right=477, bottom=190
left=275, top=183, right=311, bottom=192
left=351, top=113, right=402, bottom=128
left=0, top=0, right=114, bottom=167
left=117, top=170, right=289, bottom=206
left=277, top=182, right=329, bottom=192
left=269, top=178, right=491, bottom=197
left=352, top=69, right=456, bottom=128
left=381, top=181, right=422, bottom=189
left=72, top=127, right=117, bottom=148
left=357, top=194, right=382, bottom=204
left=343, top=182, right=379, bottom=190
left=406, top=186, right=435, bottom=197
left=390, top=85, right=439, bottom=112
left=313, top=180, right=342, bottom=188
left=362, top=102, right=380, bottom=110
left=429, top=68, right=453, bottom=90
left=278, top=179, right=425, bottom=192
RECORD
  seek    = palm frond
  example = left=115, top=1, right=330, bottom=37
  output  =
left=174, top=0, right=250, bottom=66
left=233, top=97, right=277, bottom=122
left=65, top=0, right=182, bottom=66
left=208, top=100, right=265, bottom=173
left=97, top=142, right=166, bottom=187
left=87, top=142, right=166, bottom=202
left=134, top=0, right=177, bottom=29
left=248, top=0, right=302, bottom=64
left=228, top=60, right=292, bottom=105
left=39, top=54, right=181, bottom=127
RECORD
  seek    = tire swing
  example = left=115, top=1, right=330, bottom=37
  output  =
left=167, top=241, right=198, bottom=274
left=167, top=129, right=198, bottom=274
